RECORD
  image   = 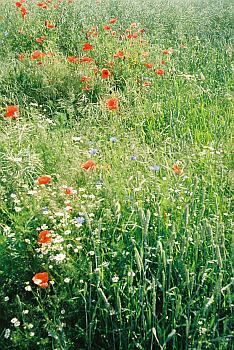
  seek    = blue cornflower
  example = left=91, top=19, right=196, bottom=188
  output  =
left=89, top=148, right=98, bottom=155
left=42, top=207, right=49, bottom=214
left=75, top=216, right=85, bottom=224
left=130, top=155, right=137, bottom=161
left=150, top=165, right=160, bottom=171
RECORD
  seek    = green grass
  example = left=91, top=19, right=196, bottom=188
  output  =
left=0, top=0, right=233, bottom=349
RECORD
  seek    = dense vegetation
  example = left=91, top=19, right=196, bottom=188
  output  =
left=0, top=0, right=233, bottom=349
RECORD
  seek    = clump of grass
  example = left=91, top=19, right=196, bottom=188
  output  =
left=0, top=0, right=233, bottom=349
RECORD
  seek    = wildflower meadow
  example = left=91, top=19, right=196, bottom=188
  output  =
left=0, top=0, right=233, bottom=349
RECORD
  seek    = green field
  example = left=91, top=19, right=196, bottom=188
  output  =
left=0, top=0, right=233, bottom=349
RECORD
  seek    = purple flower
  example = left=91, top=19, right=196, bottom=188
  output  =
left=89, top=148, right=98, bottom=155
left=130, top=155, right=137, bottom=161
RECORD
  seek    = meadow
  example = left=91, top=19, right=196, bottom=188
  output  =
left=0, top=0, right=233, bottom=349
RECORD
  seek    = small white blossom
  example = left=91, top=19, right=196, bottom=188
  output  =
left=14, top=207, right=22, bottom=212
left=11, top=318, right=20, bottom=327
left=112, top=275, right=119, bottom=283
left=4, top=329, right=10, bottom=339
left=25, top=285, right=32, bottom=291
left=11, top=318, right=18, bottom=324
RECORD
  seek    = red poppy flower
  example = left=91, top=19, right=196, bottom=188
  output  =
left=86, top=31, right=97, bottom=38
left=101, top=68, right=111, bottom=79
left=4, top=105, right=19, bottom=118
left=15, top=2, right=22, bottom=7
left=111, top=31, right=116, bottom=37
left=163, top=49, right=169, bottom=55
left=32, top=272, right=49, bottom=289
left=143, top=81, right=152, bottom=87
left=65, top=187, right=75, bottom=195
left=172, top=164, right=182, bottom=175
left=156, top=69, right=165, bottom=75
left=144, top=63, right=153, bottom=69
left=161, top=60, right=166, bottom=65
left=45, top=20, right=55, bottom=29
left=79, top=56, right=93, bottom=63
left=36, top=36, right=46, bottom=43
left=81, top=160, right=97, bottom=171
left=31, top=50, right=45, bottom=60
left=38, top=230, right=52, bottom=244
left=139, top=28, right=145, bottom=33
left=109, top=18, right=117, bottom=24
left=82, top=84, right=91, bottom=91
left=81, top=76, right=91, bottom=82
left=104, top=25, right=111, bottom=30
left=106, top=98, right=119, bottom=110
left=20, top=7, right=27, bottom=19
left=113, top=50, right=124, bottom=59
left=37, top=2, right=47, bottom=8
left=68, top=56, right=78, bottom=63
left=18, top=54, right=25, bottom=61
left=82, top=43, right=93, bottom=51
left=37, top=175, right=52, bottom=185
